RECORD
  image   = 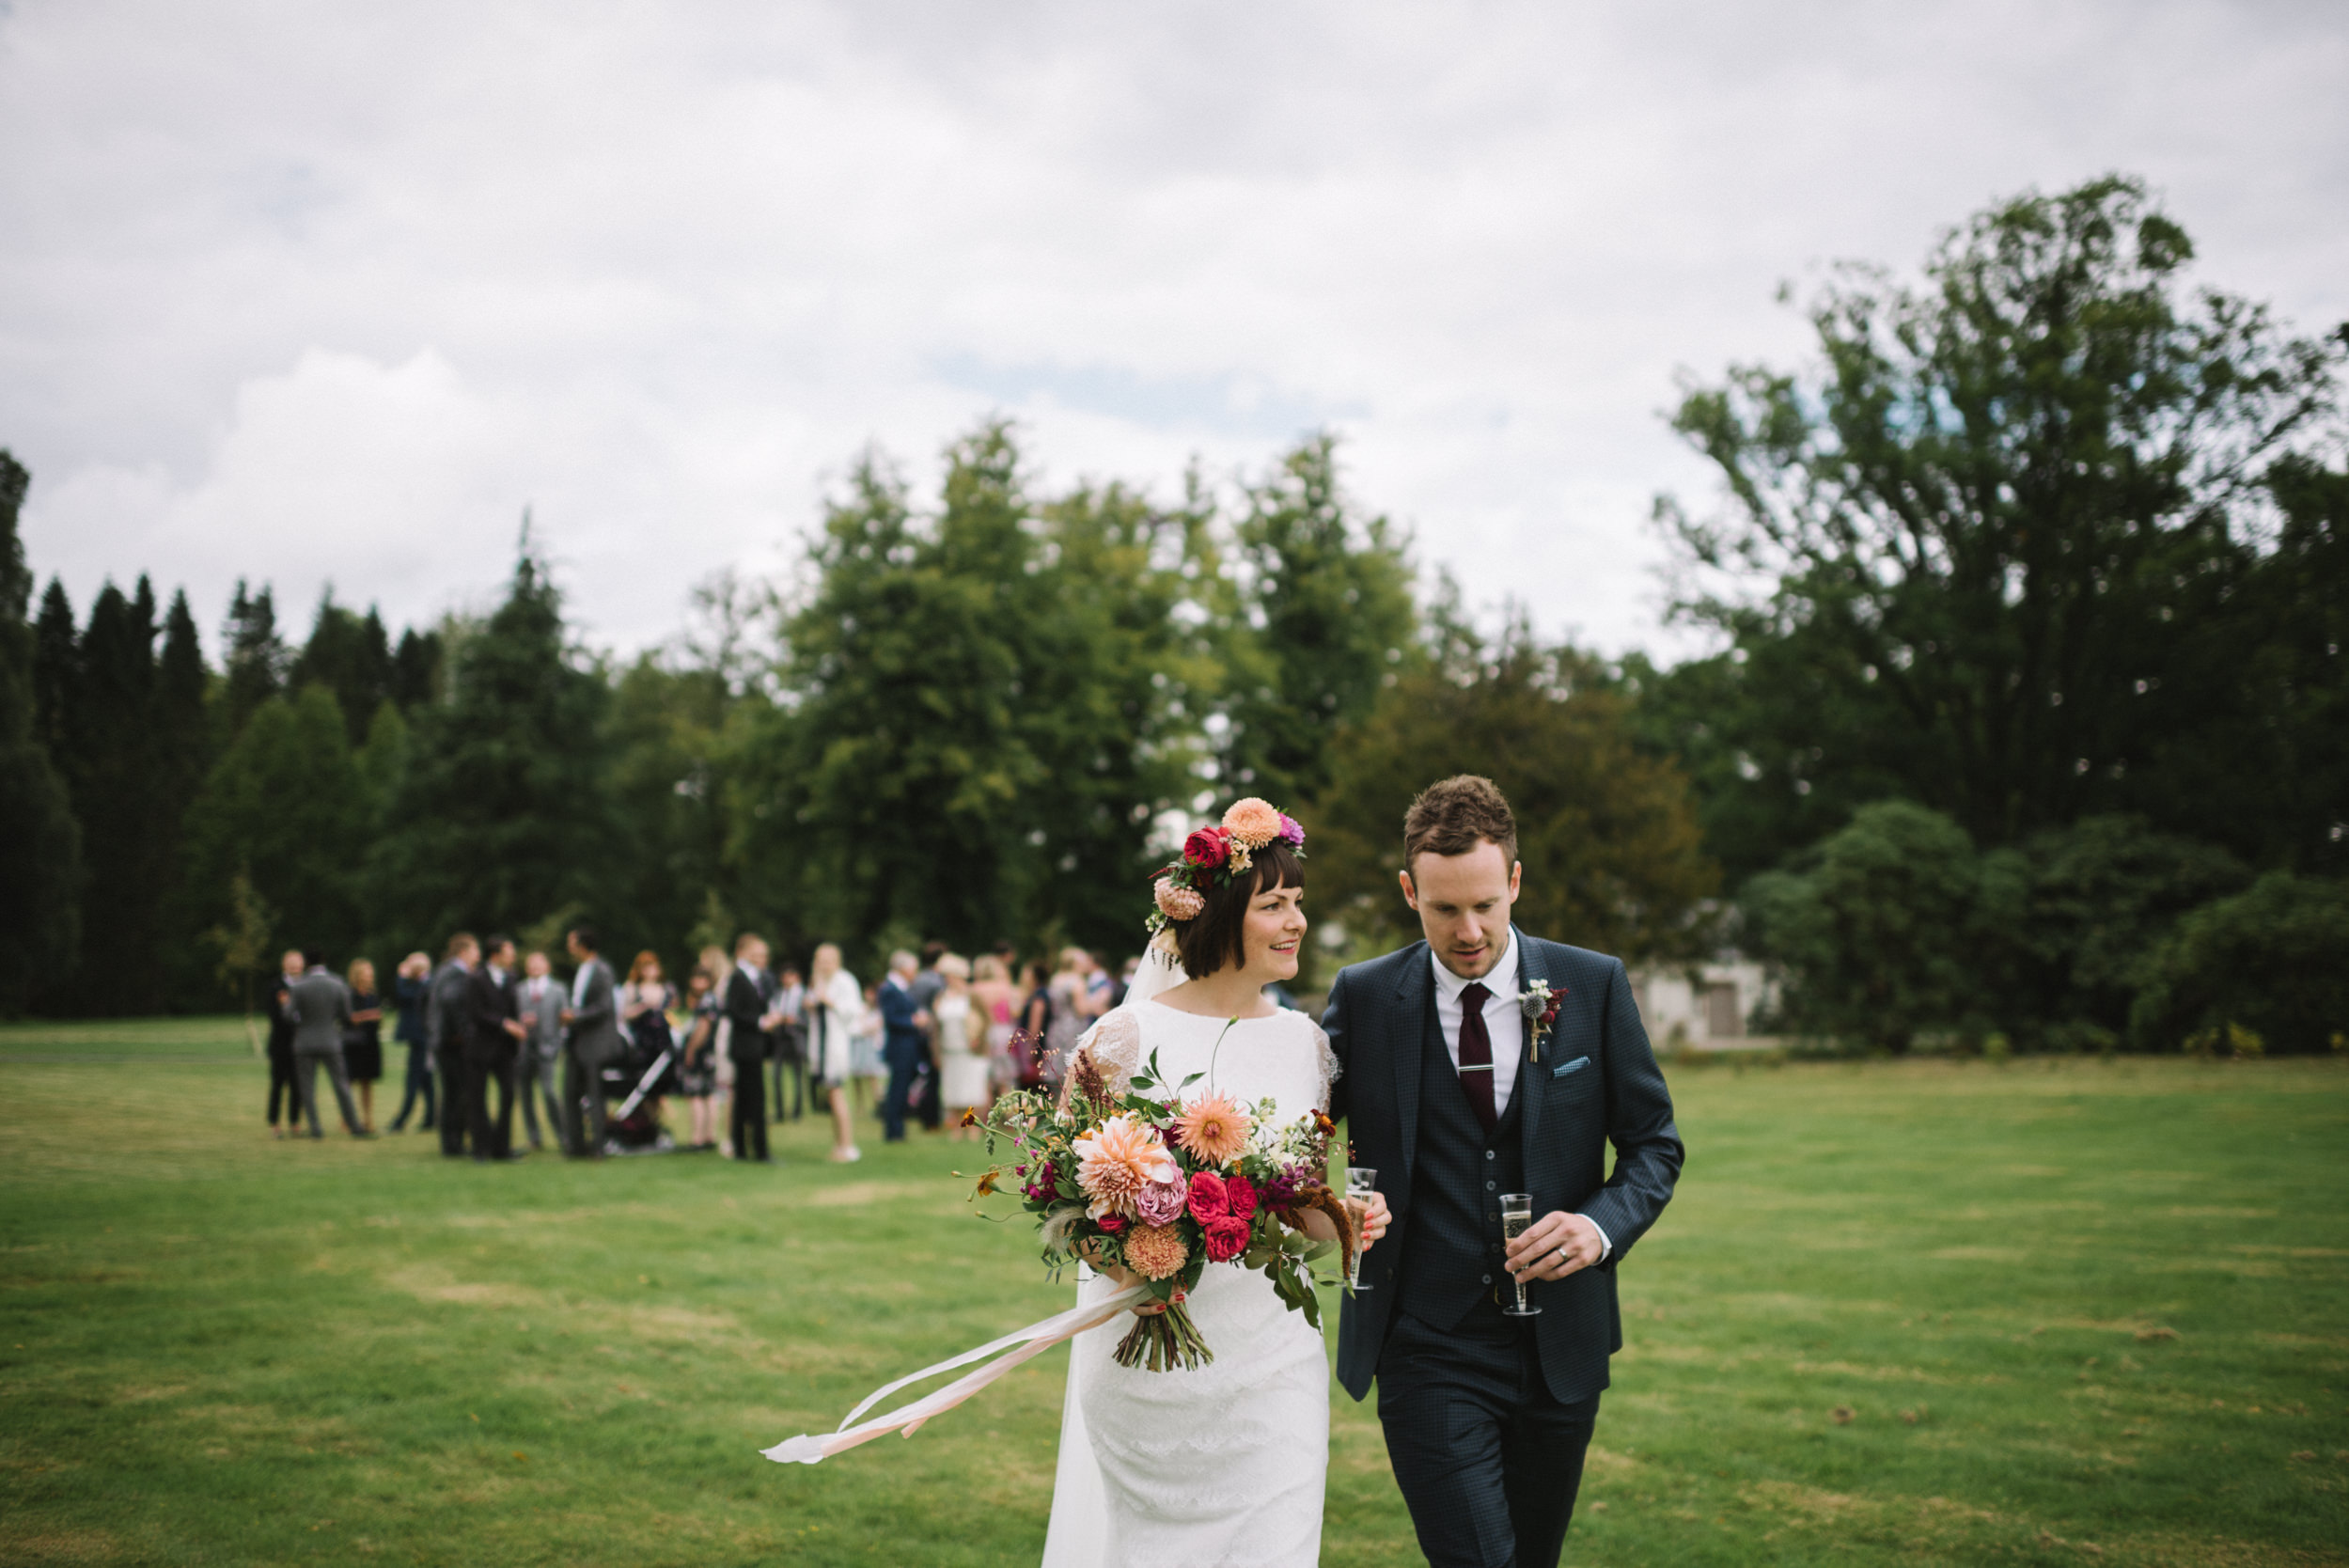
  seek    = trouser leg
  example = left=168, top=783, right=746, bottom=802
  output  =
left=295, top=1054, right=324, bottom=1137
left=539, top=1056, right=563, bottom=1139
left=732, top=1065, right=767, bottom=1158
left=559, top=1048, right=584, bottom=1154
left=438, top=1046, right=469, bottom=1155
left=535, top=1053, right=561, bottom=1142
left=1377, top=1309, right=1599, bottom=1568
left=518, top=1053, right=545, bottom=1146
left=583, top=1058, right=607, bottom=1152
left=322, top=1049, right=361, bottom=1133
left=882, top=1055, right=913, bottom=1140
left=268, top=1049, right=294, bottom=1124
left=390, top=1050, right=419, bottom=1129
left=1499, top=1383, right=1597, bottom=1568
left=491, top=1051, right=516, bottom=1155
left=563, top=1047, right=607, bottom=1154
left=464, top=1052, right=496, bottom=1155
left=916, top=1044, right=942, bottom=1130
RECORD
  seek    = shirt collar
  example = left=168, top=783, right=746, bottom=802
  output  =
left=1430, top=926, right=1518, bottom=1004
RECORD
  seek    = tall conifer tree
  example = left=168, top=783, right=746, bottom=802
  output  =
left=372, top=537, right=614, bottom=949
left=0, top=453, right=83, bottom=1012
left=222, top=581, right=288, bottom=737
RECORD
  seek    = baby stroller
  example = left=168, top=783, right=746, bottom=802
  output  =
left=598, top=1015, right=681, bottom=1154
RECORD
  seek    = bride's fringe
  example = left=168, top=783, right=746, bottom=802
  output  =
left=1111, top=1301, right=1214, bottom=1372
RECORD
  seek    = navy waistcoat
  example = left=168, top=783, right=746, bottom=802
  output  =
left=1395, top=999, right=1527, bottom=1332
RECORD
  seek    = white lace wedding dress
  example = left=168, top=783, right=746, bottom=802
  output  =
left=1040, top=998, right=1339, bottom=1568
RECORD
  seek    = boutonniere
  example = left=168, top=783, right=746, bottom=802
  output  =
left=1519, top=980, right=1565, bottom=1062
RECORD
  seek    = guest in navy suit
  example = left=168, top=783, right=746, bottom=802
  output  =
left=876, top=949, right=926, bottom=1143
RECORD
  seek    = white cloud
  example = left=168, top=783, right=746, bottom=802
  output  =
left=5, top=0, right=2343, bottom=658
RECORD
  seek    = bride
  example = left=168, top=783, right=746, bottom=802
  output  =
left=1042, top=805, right=1391, bottom=1568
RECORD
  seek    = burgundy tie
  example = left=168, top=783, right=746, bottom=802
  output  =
left=1457, top=981, right=1497, bottom=1132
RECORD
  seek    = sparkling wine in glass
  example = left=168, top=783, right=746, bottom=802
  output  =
left=1499, top=1193, right=1541, bottom=1317
left=1344, top=1168, right=1378, bottom=1293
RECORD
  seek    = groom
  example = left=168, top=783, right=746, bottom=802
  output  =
left=1324, top=775, right=1683, bottom=1568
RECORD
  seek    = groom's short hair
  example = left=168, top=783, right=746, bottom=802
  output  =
left=1403, top=776, right=1518, bottom=869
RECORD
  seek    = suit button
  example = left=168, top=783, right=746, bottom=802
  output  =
left=1480, top=1274, right=1492, bottom=1286
left=1485, top=1179, right=1496, bottom=1191
left=1484, top=1150, right=1496, bottom=1161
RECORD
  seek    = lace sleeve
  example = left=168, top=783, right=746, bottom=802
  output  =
left=1057, top=1008, right=1145, bottom=1113
left=1304, top=1013, right=1339, bottom=1113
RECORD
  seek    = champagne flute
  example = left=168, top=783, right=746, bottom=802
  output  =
left=1343, top=1167, right=1378, bottom=1293
left=1499, top=1193, right=1541, bottom=1317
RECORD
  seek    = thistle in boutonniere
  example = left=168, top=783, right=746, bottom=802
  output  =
left=1520, top=980, right=1565, bottom=1062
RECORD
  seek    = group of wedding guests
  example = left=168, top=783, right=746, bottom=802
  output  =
left=260, top=927, right=1137, bottom=1166
left=727, top=937, right=1133, bottom=1163
left=263, top=925, right=645, bottom=1160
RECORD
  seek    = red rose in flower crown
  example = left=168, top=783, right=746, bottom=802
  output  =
left=1182, top=826, right=1231, bottom=870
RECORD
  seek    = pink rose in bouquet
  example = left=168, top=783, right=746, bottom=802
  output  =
left=1135, top=1174, right=1189, bottom=1227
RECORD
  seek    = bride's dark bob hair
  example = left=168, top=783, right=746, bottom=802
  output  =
left=1171, top=840, right=1304, bottom=980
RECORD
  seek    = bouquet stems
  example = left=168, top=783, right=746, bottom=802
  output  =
left=1111, top=1300, right=1214, bottom=1372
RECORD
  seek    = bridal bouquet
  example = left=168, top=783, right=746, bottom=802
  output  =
left=971, top=1039, right=1355, bottom=1372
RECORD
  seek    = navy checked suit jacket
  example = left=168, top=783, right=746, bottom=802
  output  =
left=1323, top=933, right=1684, bottom=1404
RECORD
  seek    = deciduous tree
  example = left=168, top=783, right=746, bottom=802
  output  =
left=1312, top=626, right=1717, bottom=968
left=1657, top=176, right=2346, bottom=872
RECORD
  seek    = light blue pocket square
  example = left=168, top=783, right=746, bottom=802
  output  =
left=1552, top=1055, right=1591, bottom=1077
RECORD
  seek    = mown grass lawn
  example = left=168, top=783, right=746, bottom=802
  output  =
left=2, top=1020, right=2344, bottom=1566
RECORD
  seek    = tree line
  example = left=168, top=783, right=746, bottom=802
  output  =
left=0, top=175, right=2341, bottom=1051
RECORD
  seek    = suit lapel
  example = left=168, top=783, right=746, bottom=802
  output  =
left=1392, top=949, right=1430, bottom=1182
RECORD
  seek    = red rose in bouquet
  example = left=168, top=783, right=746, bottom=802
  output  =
left=1202, top=1216, right=1251, bottom=1262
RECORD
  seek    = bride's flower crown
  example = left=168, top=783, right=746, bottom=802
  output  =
left=1147, top=797, right=1306, bottom=934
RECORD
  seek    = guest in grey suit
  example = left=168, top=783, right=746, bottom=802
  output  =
left=559, top=925, right=623, bottom=1158
left=289, top=952, right=369, bottom=1139
left=513, top=950, right=568, bottom=1151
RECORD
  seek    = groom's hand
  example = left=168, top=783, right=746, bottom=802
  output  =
left=1507, top=1211, right=1604, bottom=1283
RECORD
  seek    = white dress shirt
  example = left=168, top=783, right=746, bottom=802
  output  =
left=571, top=959, right=595, bottom=1009
left=1430, top=927, right=1611, bottom=1262
left=1431, top=926, right=1527, bottom=1116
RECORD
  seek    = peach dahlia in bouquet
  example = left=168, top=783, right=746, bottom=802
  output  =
left=971, top=1038, right=1355, bottom=1372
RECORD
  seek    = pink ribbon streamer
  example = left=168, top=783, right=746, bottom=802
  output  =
left=762, top=1282, right=1150, bottom=1466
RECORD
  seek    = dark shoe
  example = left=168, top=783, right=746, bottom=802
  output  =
left=493, top=1151, right=524, bottom=1162
left=472, top=1152, right=491, bottom=1163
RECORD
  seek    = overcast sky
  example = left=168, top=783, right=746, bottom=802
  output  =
left=6, top=1, right=2344, bottom=664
